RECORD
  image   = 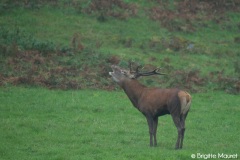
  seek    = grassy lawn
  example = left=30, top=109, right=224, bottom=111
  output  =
left=0, top=86, right=239, bottom=160
left=0, top=2, right=239, bottom=159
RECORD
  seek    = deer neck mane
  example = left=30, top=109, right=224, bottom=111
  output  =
left=121, top=79, right=145, bottom=109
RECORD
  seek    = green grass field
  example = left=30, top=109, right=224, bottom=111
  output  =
left=0, top=86, right=239, bottom=160
left=0, top=1, right=240, bottom=160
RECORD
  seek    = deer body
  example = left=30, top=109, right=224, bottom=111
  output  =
left=109, top=65, right=191, bottom=149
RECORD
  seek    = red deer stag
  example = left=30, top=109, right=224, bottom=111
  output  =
left=109, top=64, right=191, bottom=149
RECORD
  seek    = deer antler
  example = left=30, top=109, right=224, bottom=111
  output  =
left=129, top=61, right=143, bottom=74
left=129, top=61, right=133, bottom=73
left=135, top=68, right=165, bottom=78
left=129, top=62, right=165, bottom=78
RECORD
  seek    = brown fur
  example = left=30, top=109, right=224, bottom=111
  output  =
left=110, top=65, right=192, bottom=149
left=121, top=79, right=191, bottom=149
left=178, top=91, right=191, bottom=115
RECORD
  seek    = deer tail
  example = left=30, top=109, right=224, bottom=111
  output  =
left=178, top=91, right=191, bottom=115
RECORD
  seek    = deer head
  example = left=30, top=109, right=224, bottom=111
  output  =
left=109, top=63, right=165, bottom=83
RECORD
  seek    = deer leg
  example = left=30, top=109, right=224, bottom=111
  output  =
left=176, top=128, right=182, bottom=150
left=171, top=116, right=182, bottom=149
left=146, top=117, right=154, bottom=147
left=180, top=112, right=188, bottom=149
left=180, top=128, right=185, bottom=149
left=153, top=117, right=158, bottom=147
left=179, top=118, right=185, bottom=149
